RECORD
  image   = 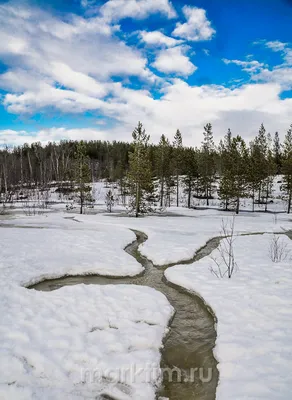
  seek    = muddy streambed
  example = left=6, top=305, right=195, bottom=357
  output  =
left=30, top=231, right=220, bottom=400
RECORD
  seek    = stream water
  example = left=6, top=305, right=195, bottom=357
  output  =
left=30, top=231, right=221, bottom=400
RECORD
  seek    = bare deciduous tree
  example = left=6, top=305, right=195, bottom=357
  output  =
left=268, top=234, right=291, bottom=262
left=105, top=189, right=114, bottom=212
left=210, top=216, right=238, bottom=278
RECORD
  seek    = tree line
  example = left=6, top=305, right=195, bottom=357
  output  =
left=1, top=122, right=292, bottom=214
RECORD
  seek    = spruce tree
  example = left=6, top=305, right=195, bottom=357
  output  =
left=183, top=147, right=199, bottom=208
left=262, top=133, right=276, bottom=212
left=219, top=133, right=249, bottom=214
left=273, top=132, right=282, bottom=174
left=156, top=134, right=171, bottom=207
left=254, top=123, right=269, bottom=203
left=173, top=129, right=183, bottom=207
left=128, top=122, right=152, bottom=217
left=282, top=124, right=292, bottom=213
left=199, top=123, right=216, bottom=205
left=218, top=129, right=233, bottom=211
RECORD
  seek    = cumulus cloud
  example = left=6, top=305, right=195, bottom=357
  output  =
left=152, top=46, right=197, bottom=76
left=0, top=1, right=291, bottom=149
left=100, top=0, right=176, bottom=22
left=172, top=6, right=215, bottom=41
left=1, top=80, right=292, bottom=147
left=140, top=30, right=182, bottom=47
left=0, top=2, right=157, bottom=114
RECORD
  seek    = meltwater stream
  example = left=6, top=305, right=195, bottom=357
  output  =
left=30, top=231, right=220, bottom=400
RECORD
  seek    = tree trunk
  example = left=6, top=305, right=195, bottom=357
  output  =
left=80, top=191, right=83, bottom=214
left=187, top=181, right=191, bottom=208
left=236, top=197, right=240, bottom=214
left=135, top=183, right=139, bottom=217
left=288, top=190, right=292, bottom=214
left=20, top=148, right=24, bottom=190
left=160, top=178, right=164, bottom=207
left=265, top=184, right=269, bottom=212
left=258, top=183, right=261, bottom=204
left=176, top=174, right=179, bottom=207
left=252, top=188, right=255, bottom=212
left=27, top=151, right=33, bottom=184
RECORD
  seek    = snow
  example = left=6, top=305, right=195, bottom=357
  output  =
left=1, top=205, right=292, bottom=399
left=0, top=217, right=142, bottom=286
left=165, top=233, right=292, bottom=400
left=0, top=215, right=173, bottom=399
left=0, top=285, right=173, bottom=400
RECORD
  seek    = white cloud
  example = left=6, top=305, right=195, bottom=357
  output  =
left=152, top=46, right=197, bottom=76
left=0, top=127, right=111, bottom=147
left=100, top=0, right=176, bottom=22
left=140, top=30, right=182, bottom=47
left=172, top=6, right=215, bottom=41
left=0, top=2, right=158, bottom=114
left=0, top=6, right=147, bottom=79
left=255, top=40, right=292, bottom=66
left=3, top=84, right=108, bottom=114
left=265, top=40, right=287, bottom=52
left=0, top=2, right=291, bottom=149
left=224, top=43, right=292, bottom=91
left=1, top=80, right=292, bottom=147
left=254, top=67, right=292, bottom=90
left=223, top=59, right=265, bottom=73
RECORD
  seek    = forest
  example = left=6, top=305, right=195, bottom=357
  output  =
left=0, top=122, right=292, bottom=214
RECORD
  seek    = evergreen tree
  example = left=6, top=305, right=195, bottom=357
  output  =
left=128, top=122, right=152, bottom=217
left=74, top=141, right=92, bottom=215
left=273, top=132, right=282, bottom=174
left=262, top=133, right=276, bottom=212
left=199, top=123, right=216, bottom=205
left=247, top=123, right=269, bottom=211
left=282, top=124, right=292, bottom=213
left=183, top=147, right=199, bottom=208
left=254, top=123, right=269, bottom=203
left=156, top=134, right=171, bottom=207
left=173, top=129, right=183, bottom=207
left=218, top=129, right=233, bottom=211
left=219, top=134, right=249, bottom=214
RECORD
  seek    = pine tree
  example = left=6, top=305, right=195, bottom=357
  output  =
left=173, top=129, right=183, bottom=207
left=156, top=134, right=171, bottom=207
left=183, top=147, right=199, bottom=208
left=247, top=123, right=269, bottom=211
left=262, top=133, right=276, bottom=212
left=219, top=134, right=249, bottom=214
left=254, top=123, right=269, bottom=203
left=218, top=129, right=233, bottom=211
left=128, top=122, right=152, bottom=217
left=199, top=123, right=216, bottom=205
left=74, top=141, right=92, bottom=215
left=282, top=124, right=292, bottom=213
left=273, top=132, right=282, bottom=174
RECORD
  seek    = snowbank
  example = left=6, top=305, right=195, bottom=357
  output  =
left=0, top=284, right=173, bottom=399
left=0, top=215, right=173, bottom=399
left=165, top=233, right=292, bottom=400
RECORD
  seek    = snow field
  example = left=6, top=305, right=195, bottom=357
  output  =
left=0, top=216, right=173, bottom=399
left=165, top=233, right=292, bottom=400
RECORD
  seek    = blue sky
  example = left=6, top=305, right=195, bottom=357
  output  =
left=0, top=0, right=291, bottom=146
